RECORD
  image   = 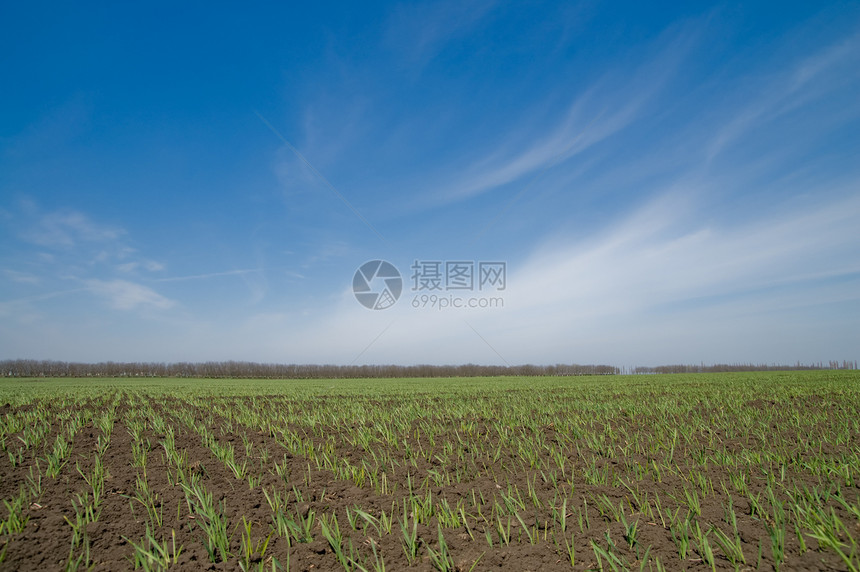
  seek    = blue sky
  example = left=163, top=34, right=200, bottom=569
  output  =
left=2, top=1, right=859, bottom=367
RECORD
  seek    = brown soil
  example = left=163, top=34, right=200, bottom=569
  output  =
left=1, top=392, right=858, bottom=571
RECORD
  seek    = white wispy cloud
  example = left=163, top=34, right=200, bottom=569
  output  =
left=384, top=0, right=497, bottom=68
left=2, top=202, right=168, bottom=291
left=86, top=279, right=174, bottom=311
left=506, top=190, right=860, bottom=319
left=154, top=269, right=262, bottom=282
left=791, top=31, right=860, bottom=92
left=2, top=203, right=174, bottom=318
left=231, top=187, right=859, bottom=365
left=3, top=270, right=40, bottom=285
left=415, top=23, right=699, bottom=207
left=117, top=260, right=164, bottom=273
left=0, top=288, right=88, bottom=318
left=10, top=187, right=854, bottom=364
left=707, top=31, right=860, bottom=161
left=21, top=209, right=124, bottom=249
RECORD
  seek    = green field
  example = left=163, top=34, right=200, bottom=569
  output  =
left=1, top=371, right=858, bottom=570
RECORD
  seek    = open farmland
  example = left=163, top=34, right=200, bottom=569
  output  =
left=0, top=371, right=858, bottom=571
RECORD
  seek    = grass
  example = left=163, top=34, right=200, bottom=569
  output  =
left=0, top=370, right=857, bottom=570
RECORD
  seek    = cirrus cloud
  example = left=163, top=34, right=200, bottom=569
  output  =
left=86, top=279, right=174, bottom=311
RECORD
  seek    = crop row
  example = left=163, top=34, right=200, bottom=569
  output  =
left=0, top=372, right=857, bottom=570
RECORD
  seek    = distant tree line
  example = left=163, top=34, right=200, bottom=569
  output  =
left=631, top=361, right=858, bottom=374
left=0, top=360, right=619, bottom=378
left=0, top=359, right=856, bottom=379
